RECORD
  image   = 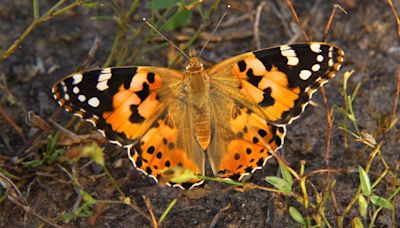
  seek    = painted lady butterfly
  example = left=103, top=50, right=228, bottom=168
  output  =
left=52, top=42, right=344, bottom=189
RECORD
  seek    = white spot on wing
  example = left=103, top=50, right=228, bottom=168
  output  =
left=88, top=97, right=100, bottom=107
left=60, top=81, right=67, bottom=92
left=280, top=45, right=299, bottom=66
left=310, top=43, right=321, bottom=53
left=299, top=70, right=312, bottom=80
left=328, top=59, right=334, bottom=67
left=73, top=87, right=80, bottom=94
left=110, top=140, right=122, bottom=146
left=287, top=56, right=299, bottom=66
left=78, top=95, right=86, bottom=102
left=98, top=129, right=106, bottom=137
left=312, top=64, right=320, bottom=72
left=72, top=74, right=83, bottom=85
left=73, top=113, right=83, bottom=118
left=317, top=55, right=324, bottom=62
left=281, top=47, right=296, bottom=57
left=86, top=118, right=96, bottom=126
left=99, top=69, right=112, bottom=81
left=96, top=81, right=109, bottom=91
left=64, top=94, right=70, bottom=100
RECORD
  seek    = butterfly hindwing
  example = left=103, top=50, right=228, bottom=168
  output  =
left=126, top=111, right=204, bottom=188
left=208, top=101, right=286, bottom=180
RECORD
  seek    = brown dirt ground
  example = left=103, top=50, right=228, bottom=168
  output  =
left=0, top=0, right=399, bottom=227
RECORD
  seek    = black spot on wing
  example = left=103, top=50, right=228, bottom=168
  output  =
left=258, top=129, right=267, bottom=137
left=275, top=136, right=282, bottom=146
left=229, top=173, right=241, bottom=181
left=147, top=72, right=155, bottom=83
left=259, top=87, right=275, bottom=107
left=238, top=60, right=247, bottom=72
left=110, top=67, right=137, bottom=90
left=136, top=82, right=150, bottom=101
left=246, top=69, right=262, bottom=86
left=146, top=167, right=152, bottom=174
left=129, top=105, right=145, bottom=123
left=147, top=146, right=155, bottom=154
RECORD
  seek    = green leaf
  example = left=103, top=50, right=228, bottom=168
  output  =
left=289, top=206, right=305, bottom=225
left=163, top=9, right=192, bottom=31
left=80, top=190, right=97, bottom=204
left=22, top=159, right=43, bottom=168
left=83, top=1, right=103, bottom=9
left=48, top=148, right=64, bottom=163
left=352, top=217, right=364, bottom=228
left=61, top=212, right=75, bottom=223
left=358, top=166, right=371, bottom=196
left=79, top=204, right=94, bottom=217
left=278, top=161, right=293, bottom=185
left=45, top=132, right=60, bottom=160
left=370, top=195, right=393, bottom=209
left=358, top=194, right=368, bottom=218
left=265, top=176, right=292, bottom=193
left=145, top=0, right=180, bottom=10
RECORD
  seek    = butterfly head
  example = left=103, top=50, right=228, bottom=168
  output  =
left=186, top=48, right=204, bottom=73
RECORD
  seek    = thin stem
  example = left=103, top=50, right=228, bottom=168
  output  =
left=0, top=0, right=83, bottom=62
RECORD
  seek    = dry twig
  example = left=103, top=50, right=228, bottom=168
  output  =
left=322, top=4, right=347, bottom=42
left=286, top=0, right=310, bottom=41
left=387, top=0, right=400, bottom=38
left=253, top=2, right=266, bottom=49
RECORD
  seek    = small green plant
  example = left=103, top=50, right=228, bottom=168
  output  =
left=22, top=132, right=64, bottom=168
left=61, top=190, right=97, bottom=223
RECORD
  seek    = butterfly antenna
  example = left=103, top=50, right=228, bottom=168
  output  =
left=143, top=18, right=190, bottom=61
left=198, top=5, right=231, bottom=57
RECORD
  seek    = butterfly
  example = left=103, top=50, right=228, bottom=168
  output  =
left=52, top=42, right=344, bottom=189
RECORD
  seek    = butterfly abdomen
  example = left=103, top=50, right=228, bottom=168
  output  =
left=194, top=106, right=211, bottom=150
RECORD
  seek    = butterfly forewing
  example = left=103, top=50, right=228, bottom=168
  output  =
left=209, top=42, right=344, bottom=125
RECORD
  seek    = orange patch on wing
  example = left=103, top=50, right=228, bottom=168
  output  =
left=240, top=80, right=264, bottom=103
left=218, top=110, right=284, bottom=178
left=101, top=69, right=163, bottom=139
left=138, top=92, right=160, bottom=119
left=135, top=68, right=162, bottom=90
left=232, top=57, right=303, bottom=121
left=132, top=120, right=202, bottom=180
left=244, top=57, right=266, bottom=75
left=102, top=86, right=142, bottom=138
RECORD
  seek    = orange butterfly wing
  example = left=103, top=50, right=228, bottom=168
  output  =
left=207, top=42, right=344, bottom=179
left=52, top=67, right=204, bottom=188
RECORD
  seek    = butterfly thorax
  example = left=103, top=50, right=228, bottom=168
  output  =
left=183, top=54, right=211, bottom=150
